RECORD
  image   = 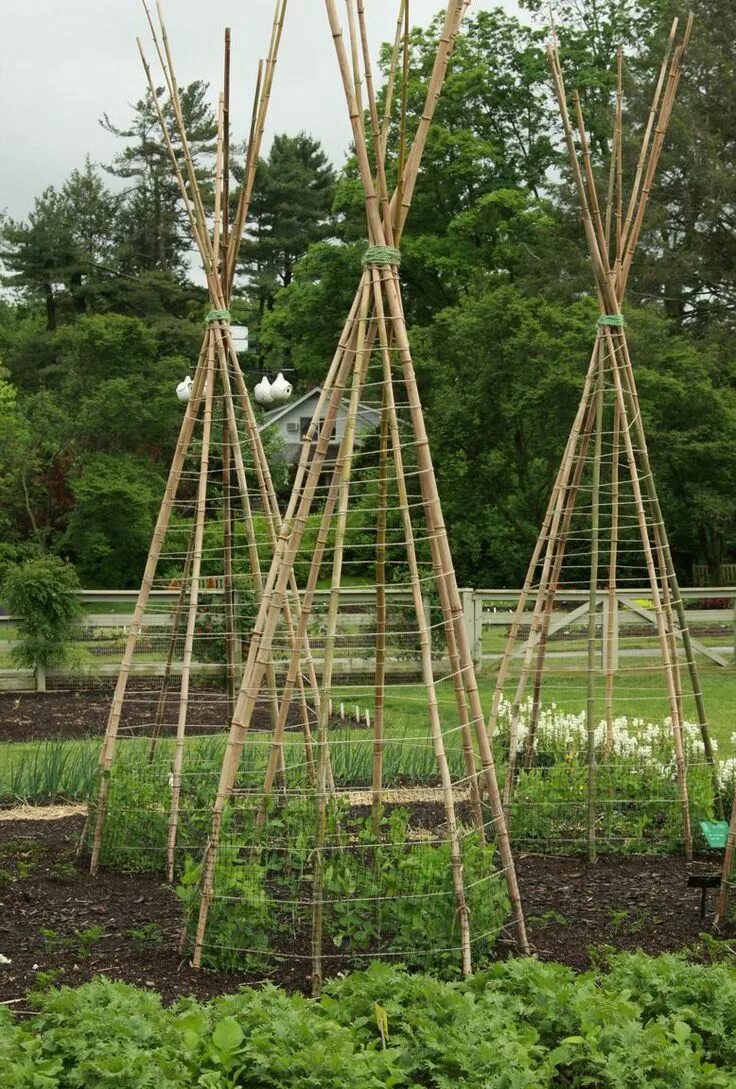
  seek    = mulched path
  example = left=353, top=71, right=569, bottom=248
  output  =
left=0, top=814, right=731, bottom=1007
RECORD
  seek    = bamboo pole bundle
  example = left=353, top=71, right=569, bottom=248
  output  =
left=189, top=0, right=529, bottom=992
left=488, top=15, right=721, bottom=865
left=89, top=0, right=325, bottom=877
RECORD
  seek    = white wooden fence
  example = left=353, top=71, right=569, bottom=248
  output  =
left=1, top=586, right=735, bottom=692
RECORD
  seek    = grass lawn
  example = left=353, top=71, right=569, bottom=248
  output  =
left=335, top=662, right=736, bottom=751
left=0, top=662, right=734, bottom=804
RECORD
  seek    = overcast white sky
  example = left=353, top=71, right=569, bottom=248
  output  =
left=0, top=0, right=521, bottom=221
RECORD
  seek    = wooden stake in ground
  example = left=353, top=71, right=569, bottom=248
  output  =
left=190, top=0, right=529, bottom=992
left=488, top=18, right=720, bottom=863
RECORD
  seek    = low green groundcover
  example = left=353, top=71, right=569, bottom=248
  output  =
left=3, top=951, right=736, bottom=1087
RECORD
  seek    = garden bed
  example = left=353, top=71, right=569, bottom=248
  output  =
left=0, top=686, right=330, bottom=743
left=0, top=813, right=731, bottom=1004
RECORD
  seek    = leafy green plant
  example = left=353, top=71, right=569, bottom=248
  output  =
left=529, top=910, right=569, bottom=929
left=50, top=860, right=77, bottom=883
left=40, top=927, right=65, bottom=955
left=179, top=800, right=507, bottom=977
left=75, top=924, right=105, bottom=959
left=178, top=847, right=273, bottom=974
left=32, top=967, right=65, bottom=992
left=2, top=555, right=82, bottom=670
left=125, top=922, right=163, bottom=950
left=3, top=955, right=736, bottom=1087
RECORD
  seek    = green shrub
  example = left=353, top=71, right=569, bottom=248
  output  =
left=2, top=555, right=82, bottom=670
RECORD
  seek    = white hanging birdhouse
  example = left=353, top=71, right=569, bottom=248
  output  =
left=230, top=324, right=249, bottom=353
left=254, top=376, right=275, bottom=405
left=176, top=375, right=193, bottom=403
left=270, top=372, right=293, bottom=403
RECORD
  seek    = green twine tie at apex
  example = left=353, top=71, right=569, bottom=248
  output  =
left=362, top=245, right=402, bottom=267
left=597, top=313, right=625, bottom=328
left=204, top=308, right=231, bottom=325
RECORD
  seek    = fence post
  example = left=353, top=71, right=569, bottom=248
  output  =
left=474, top=592, right=483, bottom=667
left=35, top=659, right=46, bottom=693
left=460, top=589, right=481, bottom=668
left=732, top=594, right=736, bottom=664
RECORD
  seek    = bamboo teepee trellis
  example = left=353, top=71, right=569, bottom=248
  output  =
left=184, top=0, right=529, bottom=993
left=88, top=0, right=327, bottom=882
left=486, top=16, right=722, bottom=863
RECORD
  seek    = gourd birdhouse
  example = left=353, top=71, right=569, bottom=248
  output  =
left=176, top=376, right=193, bottom=403
left=270, top=372, right=293, bottom=403
left=254, top=376, right=274, bottom=405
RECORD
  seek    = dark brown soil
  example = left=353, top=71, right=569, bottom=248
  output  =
left=0, top=686, right=360, bottom=743
left=515, top=851, right=731, bottom=968
left=0, top=814, right=730, bottom=1006
left=0, top=816, right=245, bottom=1005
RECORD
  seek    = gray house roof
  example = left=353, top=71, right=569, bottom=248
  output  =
left=257, top=386, right=322, bottom=430
left=258, top=387, right=381, bottom=458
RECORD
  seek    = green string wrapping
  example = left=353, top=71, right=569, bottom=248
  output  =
left=362, top=245, right=402, bottom=267
left=597, top=313, right=625, bottom=328
left=204, top=308, right=231, bottom=325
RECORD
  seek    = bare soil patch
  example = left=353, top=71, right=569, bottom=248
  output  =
left=0, top=815, right=731, bottom=1005
left=0, top=685, right=335, bottom=743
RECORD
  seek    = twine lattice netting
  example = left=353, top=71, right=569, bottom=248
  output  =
left=486, top=328, right=726, bottom=859
left=92, top=317, right=520, bottom=982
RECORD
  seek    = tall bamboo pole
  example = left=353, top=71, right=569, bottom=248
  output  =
left=147, top=516, right=197, bottom=760
left=486, top=336, right=604, bottom=739
left=372, top=386, right=390, bottom=832
left=585, top=344, right=604, bottom=864
left=501, top=372, right=600, bottom=800
left=519, top=382, right=600, bottom=778
left=614, top=49, right=624, bottom=275
left=221, top=27, right=231, bottom=265
left=604, top=397, right=620, bottom=750
left=166, top=342, right=215, bottom=882
left=222, top=405, right=236, bottom=721
left=370, top=265, right=472, bottom=976
left=386, top=274, right=486, bottom=832
left=379, top=0, right=407, bottom=160
left=378, top=260, right=529, bottom=952
left=312, top=279, right=373, bottom=996
left=90, top=346, right=208, bottom=873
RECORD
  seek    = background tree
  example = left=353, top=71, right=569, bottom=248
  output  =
left=237, top=133, right=336, bottom=322
left=63, top=454, right=166, bottom=588
left=1, top=4, right=735, bottom=589
left=1, top=162, right=121, bottom=332
left=101, top=80, right=216, bottom=276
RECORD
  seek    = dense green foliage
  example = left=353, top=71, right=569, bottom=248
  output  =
left=3, top=953, right=736, bottom=1086
left=174, top=800, right=508, bottom=975
left=1, top=555, right=81, bottom=669
left=1, top=0, right=735, bottom=589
